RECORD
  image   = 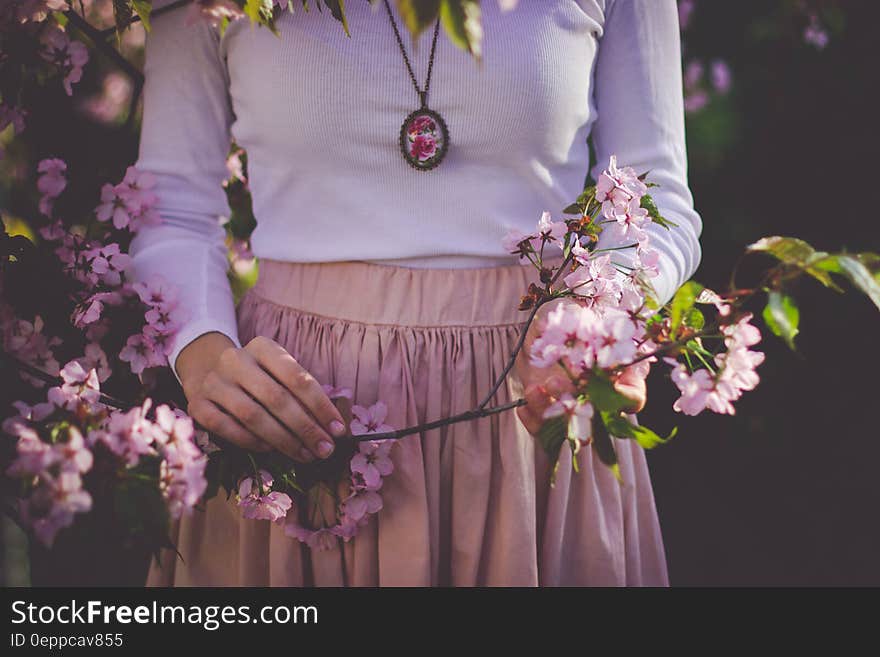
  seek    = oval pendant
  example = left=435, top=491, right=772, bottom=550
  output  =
left=399, top=107, right=449, bottom=171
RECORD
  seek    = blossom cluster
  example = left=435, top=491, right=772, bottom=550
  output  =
left=3, top=360, right=208, bottom=547
left=666, top=312, right=765, bottom=416
left=502, top=155, right=769, bottom=469
left=0, top=2, right=87, bottom=120
left=232, top=393, right=395, bottom=551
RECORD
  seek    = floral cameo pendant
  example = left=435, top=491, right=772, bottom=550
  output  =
left=399, top=107, right=449, bottom=171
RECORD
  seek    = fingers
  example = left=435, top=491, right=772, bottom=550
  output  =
left=246, top=337, right=347, bottom=439
left=205, top=366, right=314, bottom=461
left=517, top=376, right=576, bottom=437
left=613, top=367, right=647, bottom=414
left=517, top=383, right=552, bottom=436
left=187, top=398, right=272, bottom=454
left=241, top=362, right=335, bottom=460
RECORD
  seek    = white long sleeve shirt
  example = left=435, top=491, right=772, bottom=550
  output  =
left=130, top=0, right=702, bottom=378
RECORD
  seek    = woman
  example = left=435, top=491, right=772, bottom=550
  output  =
left=131, top=0, right=702, bottom=586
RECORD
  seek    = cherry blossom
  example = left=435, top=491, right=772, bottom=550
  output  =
left=20, top=471, right=92, bottom=547
left=237, top=470, right=293, bottom=522
left=38, top=25, right=88, bottom=96
left=542, top=392, right=594, bottom=446
left=36, top=157, right=67, bottom=216
left=350, top=439, right=394, bottom=490
left=350, top=401, right=394, bottom=435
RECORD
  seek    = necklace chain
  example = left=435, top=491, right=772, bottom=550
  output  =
left=382, top=0, right=441, bottom=108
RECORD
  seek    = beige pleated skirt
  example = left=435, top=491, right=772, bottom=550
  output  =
left=147, top=258, right=669, bottom=586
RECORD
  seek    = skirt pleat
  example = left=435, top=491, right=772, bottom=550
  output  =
left=147, top=259, right=669, bottom=587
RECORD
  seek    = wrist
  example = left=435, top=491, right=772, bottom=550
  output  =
left=175, top=331, right=236, bottom=392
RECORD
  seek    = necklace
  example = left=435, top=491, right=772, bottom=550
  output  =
left=382, top=0, right=449, bottom=171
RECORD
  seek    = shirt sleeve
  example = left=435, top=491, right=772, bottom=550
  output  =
left=128, top=3, right=242, bottom=384
left=588, top=0, right=703, bottom=307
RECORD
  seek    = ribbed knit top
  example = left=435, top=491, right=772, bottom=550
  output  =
left=129, top=0, right=703, bottom=377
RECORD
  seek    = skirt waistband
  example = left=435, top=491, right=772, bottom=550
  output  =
left=249, top=258, right=539, bottom=328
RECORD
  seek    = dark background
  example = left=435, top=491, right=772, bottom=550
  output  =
left=2, top=1, right=880, bottom=586
left=643, top=0, right=880, bottom=586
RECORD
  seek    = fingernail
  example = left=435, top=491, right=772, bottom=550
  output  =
left=329, top=420, right=346, bottom=437
left=317, top=440, right=334, bottom=458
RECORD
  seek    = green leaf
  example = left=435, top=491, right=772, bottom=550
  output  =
left=245, top=0, right=277, bottom=25
left=762, top=290, right=800, bottom=349
left=592, top=415, right=622, bottom=483
left=536, top=415, right=566, bottom=464
left=640, top=194, right=678, bottom=229
left=669, top=281, right=704, bottom=332
left=746, top=236, right=818, bottom=267
left=601, top=411, right=677, bottom=450
left=684, top=306, right=705, bottom=330
left=439, top=0, right=482, bottom=58
left=585, top=372, right=635, bottom=415
left=323, top=0, right=351, bottom=36
left=395, top=0, right=441, bottom=39
left=130, top=0, right=152, bottom=32
left=814, top=254, right=880, bottom=311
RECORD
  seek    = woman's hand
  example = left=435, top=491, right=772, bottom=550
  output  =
left=513, top=298, right=647, bottom=437
left=176, top=332, right=348, bottom=463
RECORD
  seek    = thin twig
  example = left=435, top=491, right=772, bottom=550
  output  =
left=97, top=0, right=194, bottom=39
left=0, top=350, right=135, bottom=410
left=354, top=398, right=526, bottom=442
left=64, top=9, right=144, bottom=86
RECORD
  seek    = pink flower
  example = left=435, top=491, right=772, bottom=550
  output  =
left=72, top=291, right=122, bottom=328
left=722, top=312, right=762, bottom=350
left=563, top=253, right=622, bottom=310
left=38, top=26, right=88, bottom=96
left=341, top=488, right=383, bottom=523
left=350, top=401, right=393, bottom=435
left=94, top=167, right=160, bottom=232
left=53, top=426, right=93, bottom=474
left=321, top=383, right=353, bottom=400
left=75, top=342, right=111, bottom=384
left=47, top=360, right=101, bottom=411
left=667, top=358, right=715, bottom=416
left=804, top=14, right=829, bottom=50
left=536, top=211, right=568, bottom=246
left=144, top=303, right=186, bottom=335
left=710, top=59, right=732, bottom=94
left=132, top=275, right=178, bottom=309
left=287, top=525, right=339, bottom=551
left=36, top=157, right=66, bottom=216
left=350, top=439, right=394, bottom=490
left=409, top=114, right=437, bottom=135
left=38, top=219, right=65, bottom=241
left=595, top=155, right=648, bottom=222
left=542, top=393, right=594, bottom=446
left=678, top=0, right=695, bottom=30
left=410, top=134, right=437, bottom=162
left=501, top=228, right=539, bottom=255
left=119, top=333, right=159, bottom=374
left=87, top=243, right=131, bottom=287
left=529, top=302, right=595, bottom=370
left=593, top=310, right=638, bottom=368
left=237, top=470, right=293, bottom=522
left=21, top=471, right=92, bottom=548
left=684, top=90, right=710, bottom=114
left=90, top=400, right=157, bottom=466
left=6, top=430, right=57, bottom=478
